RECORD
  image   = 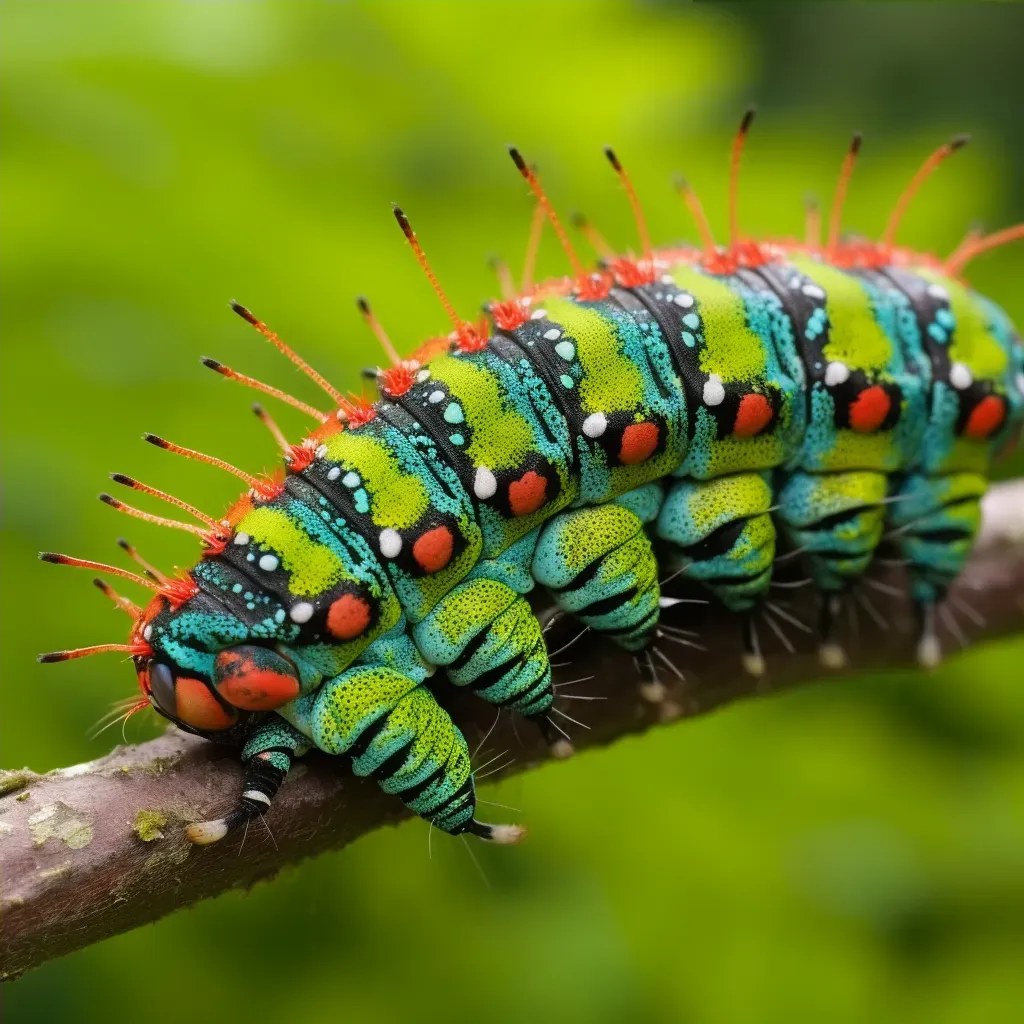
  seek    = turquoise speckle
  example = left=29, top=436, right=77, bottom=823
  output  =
left=275, top=609, right=286, bottom=623
left=343, top=471, right=360, bottom=488
left=927, top=323, right=948, bottom=343
left=560, top=374, right=575, bottom=389
left=354, top=488, right=370, bottom=514
left=682, top=331, right=696, bottom=347
left=244, top=592, right=253, bottom=601
left=443, top=403, right=464, bottom=425
left=682, top=313, right=700, bottom=330
left=232, top=583, right=243, bottom=593
left=449, top=433, right=465, bottom=446
left=936, top=308, right=955, bottom=329
left=246, top=602, right=255, bottom=610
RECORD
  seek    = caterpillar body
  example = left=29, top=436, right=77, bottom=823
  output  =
left=40, top=120, right=1024, bottom=846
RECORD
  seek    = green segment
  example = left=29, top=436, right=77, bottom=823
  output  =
left=542, top=296, right=645, bottom=412
left=236, top=506, right=354, bottom=597
left=324, top=431, right=429, bottom=528
left=670, top=266, right=768, bottom=381
left=788, top=255, right=892, bottom=371
left=428, top=354, right=538, bottom=470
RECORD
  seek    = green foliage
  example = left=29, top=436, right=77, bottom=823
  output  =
left=2, top=2, right=1022, bottom=1021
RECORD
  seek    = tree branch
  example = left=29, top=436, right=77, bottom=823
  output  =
left=3, top=480, right=1023, bottom=979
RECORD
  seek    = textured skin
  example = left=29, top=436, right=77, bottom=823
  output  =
left=134, top=250, right=1023, bottom=838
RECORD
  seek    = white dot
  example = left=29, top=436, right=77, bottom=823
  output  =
left=416, top=369, right=430, bottom=382
left=379, top=528, right=403, bottom=558
left=702, top=373, right=725, bottom=407
left=788, top=276, right=802, bottom=290
left=473, top=466, right=497, bottom=499
left=1016, top=372, right=1024, bottom=396
left=660, top=274, right=674, bottom=285
left=143, top=624, right=153, bottom=641
left=327, top=466, right=341, bottom=481
left=672, top=292, right=694, bottom=308
left=824, top=361, right=850, bottom=387
left=289, top=602, right=314, bottom=624
left=554, top=340, right=575, bottom=361
left=342, top=471, right=360, bottom=488
left=543, top=328, right=561, bottom=341
left=531, top=308, right=547, bottom=320
left=233, top=532, right=250, bottom=546
left=802, top=283, right=826, bottom=300
left=927, top=283, right=949, bottom=301
left=428, top=390, right=445, bottom=404
left=949, top=361, right=973, bottom=390
left=259, top=554, right=279, bottom=572
left=582, top=412, right=607, bottom=438
left=315, top=444, right=328, bottom=459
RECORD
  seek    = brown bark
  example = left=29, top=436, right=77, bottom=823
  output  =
left=2, top=480, right=1023, bottom=980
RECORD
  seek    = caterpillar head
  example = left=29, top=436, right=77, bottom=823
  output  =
left=132, top=588, right=300, bottom=740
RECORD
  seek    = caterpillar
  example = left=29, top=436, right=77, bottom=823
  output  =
left=39, top=111, right=1024, bottom=847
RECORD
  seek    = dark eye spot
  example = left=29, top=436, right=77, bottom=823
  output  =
left=150, top=662, right=177, bottom=716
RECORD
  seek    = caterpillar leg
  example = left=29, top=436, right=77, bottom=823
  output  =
left=298, top=663, right=523, bottom=841
left=887, top=471, right=987, bottom=667
left=775, top=470, right=889, bottom=668
left=655, top=472, right=777, bottom=677
left=412, top=578, right=566, bottom=755
left=532, top=502, right=669, bottom=705
left=186, top=718, right=309, bottom=845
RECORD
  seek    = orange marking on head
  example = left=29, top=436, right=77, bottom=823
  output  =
left=214, top=651, right=300, bottom=711
left=507, top=471, right=548, bottom=517
left=619, top=422, right=660, bottom=465
left=326, top=593, right=373, bottom=640
left=733, top=393, right=774, bottom=438
left=848, top=386, right=891, bottom=433
left=964, top=395, right=1006, bottom=440
left=412, top=525, right=455, bottom=572
left=174, top=676, right=238, bottom=730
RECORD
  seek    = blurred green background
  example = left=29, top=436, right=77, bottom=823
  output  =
left=3, top=2, right=1023, bottom=1021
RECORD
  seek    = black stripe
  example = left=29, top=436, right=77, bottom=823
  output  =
left=577, top=586, right=638, bottom=619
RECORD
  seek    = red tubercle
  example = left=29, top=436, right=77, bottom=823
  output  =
left=200, top=530, right=229, bottom=557
left=574, top=271, right=613, bottom=302
left=730, top=240, right=770, bottom=269
left=343, top=395, right=378, bottom=429
left=251, top=468, right=286, bottom=501
left=490, top=300, right=530, bottom=332
left=378, top=362, right=418, bottom=397
left=160, top=574, right=200, bottom=609
left=129, top=637, right=154, bottom=659
left=287, top=443, right=317, bottom=472
left=453, top=323, right=489, bottom=354
left=609, top=259, right=656, bottom=288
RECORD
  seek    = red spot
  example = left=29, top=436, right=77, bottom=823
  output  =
left=508, top=471, right=548, bottom=516
left=379, top=364, right=417, bottom=398
left=848, top=385, right=891, bottom=433
left=160, top=574, right=199, bottom=610
left=491, top=300, right=529, bottom=332
left=412, top=525, right=455, bottom=572
left=214, top=650, right=300, bottom=711
left=619, top=422, right=660, bottom=465
left=964, top=394, right=1006, bottom=440
left=326, top=593, right=373, bottom=640
left=733, top=393, right=773, bottom=438
left=175, top=676, right=238, bottom=730
left=609, top=259, right=655, bottom=288
left=251, top=469, right=286, bottom=501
